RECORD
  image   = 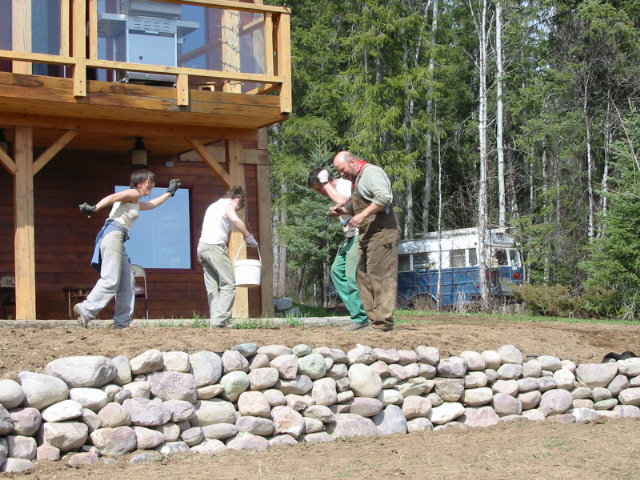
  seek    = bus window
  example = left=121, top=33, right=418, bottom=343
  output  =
left=398, top=254, right=412, bottom=272
left=508, top=249, right=522, bottom=267
left=413, top=253, right=431, bottom=270
left=493, top=250, right=508, bottom=266
left=468, top=248, right=478, bottom=266
left=451, top=249, right=466, bottom=267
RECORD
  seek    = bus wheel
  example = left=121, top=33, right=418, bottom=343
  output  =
left=411, top=294, right=437, bottom=311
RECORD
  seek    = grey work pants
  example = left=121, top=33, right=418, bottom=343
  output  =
left=197, top=242, right=236, bottom=326
left=81, top=230, right=134, bottom=328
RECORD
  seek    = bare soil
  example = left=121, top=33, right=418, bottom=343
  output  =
left=2, top=315, right=640, bottom=480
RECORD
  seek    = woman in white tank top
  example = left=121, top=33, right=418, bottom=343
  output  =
left=74, top=169, right=181, bottom=329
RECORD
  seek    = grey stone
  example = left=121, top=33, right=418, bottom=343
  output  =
left=236, top=416, right=275, bottom=436
left=271, top=405, right=305, bottom=438
left=18, top=371, right=69, bottom=410
left=149, top=371, right=197, bottom=403
left=191, top=439, right=227, bottom=454
left=540, top=389, right=574, bottom=415
left=222, top=350, right=250, bottom=374
left=312, top=347, right=349, bottom=364
left=463, top=406, right=500, bottom=428
left=276, top=375, right=313, bottom=395
left=497, top=345, right=524, bottom=364
left=133, top=426, right=165, bottom=449
left=192, top=399, right=238, bottom=426
left=180, top=426, right=204, bottom=446
left=327, top=413, right=378, bottom=438
left=9, top=408, right=41, bottom=436
left=0, top=380, right=24, bottom=409
left=459, top=351, right=487, bottom=371
left=298, top=353, right=327, bottom=379
left=201, top=423, right=238, bottom=440
left=130, top=349, right=164, bottom=375
left=162, top=351, right=191, bottom=373
left=42, top=422, right=88, bottom=452
left=163, top=399, right=196, bottom=423
left=90, top=426, right=137, bottom=456
left=436, top=356, right=468, bottom=378
left=98, top=402, right=131, bottom=427
left=226, top=433, right=270, bottom=452
left=348, top=364, right=382, bottom=398
left=69, top=387, right=109, bottom=412
left=7, top=435, right=37, bottom=460
left=123, top=397, right=171, bottom=426
left=157, top=441, right=190, bottom=456
left=1, top=458, right=34, bottom=473
left=189, top=351, right=223, bottom=387
left=42, top=399, right=84, bottom=422
left=257, top=345, right=293, bottom=360
left=575, top=363, right=618, bottom=388
left=45, top=356, right=117, bottom=388
left=415, top=346, right=440, bottom=366
left=231, top=343, right=259, bottom=358
left=428, top=402, right=465, bottom=424
left=111, top=356, right=132, bottom=385
left=373, top=405, right=407, bottom=434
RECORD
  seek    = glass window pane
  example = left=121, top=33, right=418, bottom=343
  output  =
left=413, top=253, right=431, bottom=270
left=451, top=249, right=466, bottom=268
left=115, top=186, right=192, bottom=269
left=468, top=248, right=478, bottom=266
left=398, top=254, right=411, bottom=272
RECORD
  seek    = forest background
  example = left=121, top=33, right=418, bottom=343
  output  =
left=264, top=0, right=640, bottom=319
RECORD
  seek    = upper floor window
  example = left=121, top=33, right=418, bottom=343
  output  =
left=115, top=185, right=192, bottom=269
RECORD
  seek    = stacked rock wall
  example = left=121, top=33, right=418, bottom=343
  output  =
left=1, top=343, right=640, bottom=473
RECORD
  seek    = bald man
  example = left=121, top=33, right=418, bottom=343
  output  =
left=330, top=151, right=400, bottom=331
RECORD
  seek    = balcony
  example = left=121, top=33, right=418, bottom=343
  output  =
left=0, top=0, right=292, bottom=155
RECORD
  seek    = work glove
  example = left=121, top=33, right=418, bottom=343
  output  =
left=79, top=202, right=97, bottom=216
left=245, top=234, right=259, bottom=247
left=317, top=169, right=330, bottom=184
left=167, top=179, right=181, bottom=197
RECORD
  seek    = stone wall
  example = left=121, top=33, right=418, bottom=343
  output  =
left=1, top=343, right=640, bottom=473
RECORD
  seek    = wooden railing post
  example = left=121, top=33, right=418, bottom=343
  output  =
left=275, top=12, right=292, bottom=113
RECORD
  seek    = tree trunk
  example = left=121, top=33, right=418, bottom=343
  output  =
left=495, top=0, right=506, bottom=227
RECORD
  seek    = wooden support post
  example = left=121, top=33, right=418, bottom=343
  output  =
left=257, top=127, right=274, bottom=317
left=14, top=127, right=37, bottom=320
left=227, top=139, right=250, bottom=319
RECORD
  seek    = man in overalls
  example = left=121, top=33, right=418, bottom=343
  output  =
left=332, top=151, right=400, bottom=331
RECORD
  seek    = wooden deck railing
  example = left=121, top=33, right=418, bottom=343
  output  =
left=0, top=0, right=292, bottom=113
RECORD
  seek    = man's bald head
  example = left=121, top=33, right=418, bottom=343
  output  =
left=333, top=151, right=358, bottom=180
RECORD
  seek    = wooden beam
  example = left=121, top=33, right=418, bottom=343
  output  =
left=1, top=113, right=259, bottom=142
left=187, top=138, right=230, bottom=186
left=14, top=126, right=37, bottom=319
left=227, top=139, right=249, bottom=318
left=152, top=0, right=290, bottom=15
left=0, top=147, right=16, bottom=175
left=34, top=130, right=79, bottom=175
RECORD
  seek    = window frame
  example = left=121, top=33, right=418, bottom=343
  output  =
left=113, top=182, right=197, bottom=272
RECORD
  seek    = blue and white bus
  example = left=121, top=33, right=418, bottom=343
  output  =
left=397, top=227, right=524, bottom=309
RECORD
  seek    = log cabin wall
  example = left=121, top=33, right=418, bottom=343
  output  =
left=0, top=146, right=263, bottom=320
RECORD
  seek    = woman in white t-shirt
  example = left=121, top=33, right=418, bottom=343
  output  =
left=197, top=186, right=258, bottom=328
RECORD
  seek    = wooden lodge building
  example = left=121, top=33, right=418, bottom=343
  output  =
left=0, top=0, right=291, bottom=321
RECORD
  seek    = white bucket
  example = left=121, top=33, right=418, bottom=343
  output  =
left=234, top=244, right=262, bottom=287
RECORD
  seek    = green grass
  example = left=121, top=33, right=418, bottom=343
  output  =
left=396, top=308, right=640, bottom=326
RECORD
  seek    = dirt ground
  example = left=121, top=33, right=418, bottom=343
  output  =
left=2, top=314, right=640, bottom=479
